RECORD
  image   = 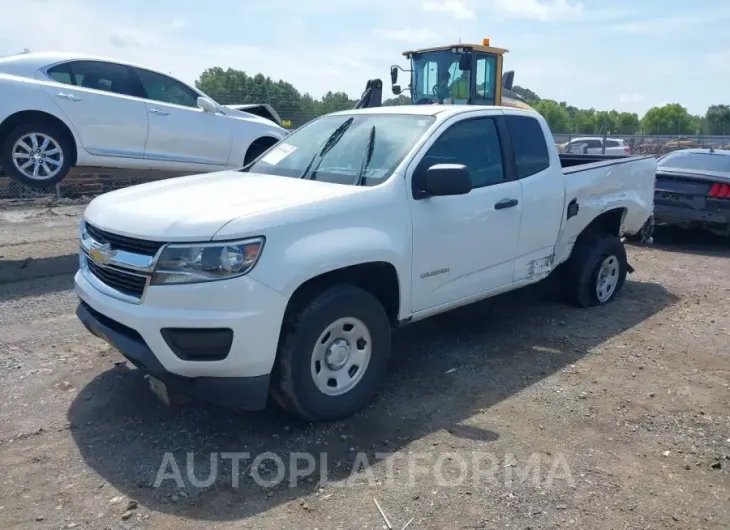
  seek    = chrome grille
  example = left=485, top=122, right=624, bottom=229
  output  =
left=86, top=259, right=148, bottom=298
left=80, top=221, right=163, bottom=303
left=85, top=223, right=165, bottom=256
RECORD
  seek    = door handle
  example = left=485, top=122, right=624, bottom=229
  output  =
left=148, top=109, right=170, bottom=116
left=57, top=92, right=82, bottom=102
left=494, top=198, right=519, bottom=210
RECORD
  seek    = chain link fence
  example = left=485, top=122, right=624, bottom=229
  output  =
left=553, top=133, right=730, bottom=155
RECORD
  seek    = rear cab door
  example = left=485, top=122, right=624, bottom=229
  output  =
left=38, top=60, right=149, bottom=159
left=407, top=110, right=523, bottom=313
left=130, top=67, right=233, bottom=167
left=504, top=112, right=567, bottom=282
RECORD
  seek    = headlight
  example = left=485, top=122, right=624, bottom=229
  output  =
left=151, top=237, right=264, bottom=285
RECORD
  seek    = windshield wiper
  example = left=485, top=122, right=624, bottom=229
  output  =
left=354, top=125, right=376, bottom=186
left=300, top=117, right=354, bottom=180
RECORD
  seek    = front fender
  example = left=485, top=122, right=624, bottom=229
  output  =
left=249, top=226, right=411, bottom=319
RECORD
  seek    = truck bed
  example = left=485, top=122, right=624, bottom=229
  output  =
left=552, top=153, right=657, bottom=265
left=559, top=153, right=649, bottom=172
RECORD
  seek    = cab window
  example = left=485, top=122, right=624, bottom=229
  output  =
left=473, top=53, right=497, bottom=105
left=416, top=117, right=505, bottom=189
left=505, top=115, right=550, bottom=178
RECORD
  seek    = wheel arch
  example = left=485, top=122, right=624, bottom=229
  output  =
left=243, top=135, right=280, bottom=166
left=0, top=110, right=79, bottom=166
left=573, top=207, right=627, bottom=248
left=282, top=261, right=402, bottom=329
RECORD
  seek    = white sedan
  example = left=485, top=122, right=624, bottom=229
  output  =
left=0, top=52, right=288, bottom=188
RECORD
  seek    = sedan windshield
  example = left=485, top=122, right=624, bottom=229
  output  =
left=658, top=151, right=730, bottom=173
left=244, top=113, right=435, bottom=187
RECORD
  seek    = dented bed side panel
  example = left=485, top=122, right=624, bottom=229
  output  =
left=553, top=156, right=656, bottom=266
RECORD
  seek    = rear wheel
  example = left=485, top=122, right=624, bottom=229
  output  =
left=563, top=233, right=628, bottom=307
left=1, top=122, right=72, bottom=188
left=272, top=284, right=392, bottom=422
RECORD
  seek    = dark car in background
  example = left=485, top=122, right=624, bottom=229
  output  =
left=653, top=148, right=730, bottom=237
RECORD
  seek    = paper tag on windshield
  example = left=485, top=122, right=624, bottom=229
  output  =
left=261, top=143, right=296, bottom=165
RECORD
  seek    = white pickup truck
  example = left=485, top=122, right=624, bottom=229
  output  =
left=74, top=105, right=656, bottom=421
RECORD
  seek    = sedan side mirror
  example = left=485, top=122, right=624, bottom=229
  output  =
left=197, top=96, right=217, bottom=113
left=416, top=163, right=472, bottom=199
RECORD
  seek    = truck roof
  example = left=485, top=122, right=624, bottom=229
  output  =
left=329, top=104, right=534, bottom=118
left=402, top=44, right=509, bottom=56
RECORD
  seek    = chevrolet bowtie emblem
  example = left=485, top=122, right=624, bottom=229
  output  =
left=88, top=243, right=116, bottom=266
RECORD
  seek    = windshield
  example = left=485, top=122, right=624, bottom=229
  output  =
left=244, top=113, right=435, bottom=186
left=658, top=151, right=730, bottom=173
left=411, top=50, right=470, bottom=104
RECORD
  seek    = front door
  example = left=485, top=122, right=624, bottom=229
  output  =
left=41, top=60, right=149, bottom=159
left=132, top=67, right=233, bottom=167
left=408, top=114, right=523, bottom=312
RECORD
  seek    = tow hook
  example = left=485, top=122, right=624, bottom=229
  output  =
left=627, top=263, right=635, bottom=274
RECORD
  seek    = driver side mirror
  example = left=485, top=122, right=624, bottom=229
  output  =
left=197, top=96, right=217, bottom=113
left=390, top=65, right=398, bottom=85
left=392, top=85, right=402, bottom=95
left=415, top=163, right=472, bottom=199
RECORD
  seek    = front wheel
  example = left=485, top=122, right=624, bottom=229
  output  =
left=1, top=123, right=72, bottom=189
left=272, top=284, right=392, bottom=422
left=563, top=233, right=628, bottom=308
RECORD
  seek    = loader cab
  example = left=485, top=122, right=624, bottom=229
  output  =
left=390, top=39, right=534, bottom=110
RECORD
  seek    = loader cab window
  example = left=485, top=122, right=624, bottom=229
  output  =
left=473, top=53, right=497, bottom=105
left=411, top=50, right=470, bottom=105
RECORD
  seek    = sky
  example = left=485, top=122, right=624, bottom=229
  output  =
left=0, top=0, right=727, bottom=117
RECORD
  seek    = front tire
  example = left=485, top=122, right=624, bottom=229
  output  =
left=272, top=284, right=392, bottom=422
left=1, top=122, right=72, bottom=189
left=564, top=233, right=628, bottom=308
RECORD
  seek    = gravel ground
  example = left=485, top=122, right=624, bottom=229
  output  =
left=0, top=205, right=728, bottom=530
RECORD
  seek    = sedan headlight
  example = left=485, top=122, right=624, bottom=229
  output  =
left=151, top=237, right=265, bottom=285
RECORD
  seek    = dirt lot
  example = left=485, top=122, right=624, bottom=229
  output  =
left=0, top=204, right=728, bottom=530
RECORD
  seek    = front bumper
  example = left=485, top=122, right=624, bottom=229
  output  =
left=74, top=268, right=290, bottom=409
left=76, top=301, right=271, bottom=411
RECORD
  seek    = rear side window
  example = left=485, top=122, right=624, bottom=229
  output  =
left=47, top=63, right=73, bottom=85
left=48, top=60, right=140, bottom=97
left=505, top=115, right=550, bottom=178
left=606, top=139, right=620, bottom=147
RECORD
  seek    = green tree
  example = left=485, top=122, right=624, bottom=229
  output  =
left=512, top=85, right=540, bottom=105
left=196, top=67, right=320, bottom=127
left=572, top=109, right=597, bottom=134
left=640, top=103, right=695, bottom=135
left=533, top=99, right=571, bottom=132
left=616, top=112, right=640, bottom=135
left=705, top=104, right=730, bottom=135
left=319, top=91, right=355, bottom=114
left=595, top=110, right=619, bottom=134
left=382, top=95, right=411, bottom=106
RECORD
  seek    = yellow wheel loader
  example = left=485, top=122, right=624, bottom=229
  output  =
left=355, top=39, right=535, bottom=111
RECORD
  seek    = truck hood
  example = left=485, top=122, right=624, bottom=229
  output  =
left=83, top=171, right=364, bottom=241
